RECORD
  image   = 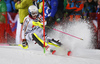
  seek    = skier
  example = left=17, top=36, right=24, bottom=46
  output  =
left=21, top=5, right=62, bottom=54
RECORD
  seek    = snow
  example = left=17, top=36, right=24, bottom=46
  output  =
left=0, top=43, right=100, bottom=64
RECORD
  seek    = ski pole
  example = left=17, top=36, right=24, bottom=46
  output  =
left=45, top=26, right=83, bottom=40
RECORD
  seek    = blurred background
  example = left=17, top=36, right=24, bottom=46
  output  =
left=0, top=0, right=100, bottom=49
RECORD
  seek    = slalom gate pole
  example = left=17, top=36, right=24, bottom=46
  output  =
left=45, top=26, right=83, bottom=40
left=43, top=0, right=46, bottom=53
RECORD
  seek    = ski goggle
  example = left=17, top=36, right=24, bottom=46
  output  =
left=31, top=12, right=38, bottom=16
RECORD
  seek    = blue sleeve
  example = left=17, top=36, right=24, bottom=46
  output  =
left=4, top=0, right=7, bottom=3
left=4, top=0, right=12, bottom=12
left=37, top=0, right=42, bottom=3
left=50, top=0, right=58, bottom=18
left=11, top=1, right=15, bottom=10
left=4, top=0, right=11, bottom=3
left=96, top=8, right=100, bottom=13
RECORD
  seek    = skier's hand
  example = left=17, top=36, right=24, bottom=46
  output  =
left=22, top=39, right=28, bottom=47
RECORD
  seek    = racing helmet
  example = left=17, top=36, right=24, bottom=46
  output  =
left=28, top=5, right=38, bottom=16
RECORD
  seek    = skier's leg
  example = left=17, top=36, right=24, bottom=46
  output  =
left=32, top=26, right=58, bottom=54
left=32, top=33, right=48, bottom=48
left=32, top=33, right=56, bottom=54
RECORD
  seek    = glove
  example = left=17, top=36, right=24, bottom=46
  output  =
left=22, top=39, right=28, bottom=47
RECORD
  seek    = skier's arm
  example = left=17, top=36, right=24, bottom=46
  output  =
left=22, top=18, right=28, bottom=39
left=32, top=21, right=43, bottom=29
left=38, top=15, right=47, bottom=25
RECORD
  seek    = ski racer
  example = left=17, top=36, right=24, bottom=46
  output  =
left=21, top=5, right=62, bottom=54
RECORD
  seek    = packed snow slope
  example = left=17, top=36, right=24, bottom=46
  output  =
left=0, top=20, right=100, bottom=64
left=0, top=43, right=100, bottom=64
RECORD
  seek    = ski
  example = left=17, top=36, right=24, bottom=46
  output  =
left=0, top=43, right=28, bottom=49
left=48, top=42, right=60, bottom=48
left=32, top=33, right=60, bottom=48
left=0, top=43, right=19, bottom=46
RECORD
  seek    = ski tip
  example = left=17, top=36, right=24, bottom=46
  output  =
left=18, top=44, right=28, bottom=49
left=67, top=51, right=71, bottom=56
left=52, top=50, right=56, bottom=55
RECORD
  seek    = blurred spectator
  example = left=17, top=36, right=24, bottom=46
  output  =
left=82, top=0, right=87, bottom=19
left=63, top=0, right=69, bottom=19
left=0, top=0, right=7, bottom=23
left=96, top=0, right=100, bottom=21
left=44, top=0, right=58, bottom=26
left=83, top=0, right=97, bottom=20
left=33, top=0, right=38, bottom=6
left=96, top=0, right=100, bottom=14
left=0, top=0, right=7, bottom=43
left=37, top=0, right=42, bottom=3
left=94, top=0, right=98, bottom=4
left=32, top=0, right=43, bottom=15
left=33, top=0, right=64, bottom=24
left=55, top=0, right=64, bottom=23
left=97, top=0, right=100, bottom=49
left=15, top=0, right=33, bottom=24
left=64, top=0, right=68, bottom=10
left=65, top=0, right=84, bottom=22
left=11, top=0, right=18, bottom=13
left=33, top=0, right=43, bottom=12
left=57, top=0, right=64, bottom=11
left=38, top=1, right=43, bottom=15
left=36, top=0, right=42, bottom=9
left=4, top=0, right=13, bottom=12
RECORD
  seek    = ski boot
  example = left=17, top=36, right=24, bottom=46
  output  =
left=52, top=39, right=62, bottom=46
left=48, top=39, right=62, bottom=47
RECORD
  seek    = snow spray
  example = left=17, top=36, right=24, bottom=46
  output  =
left=48, top=19, right=96, bottom=55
